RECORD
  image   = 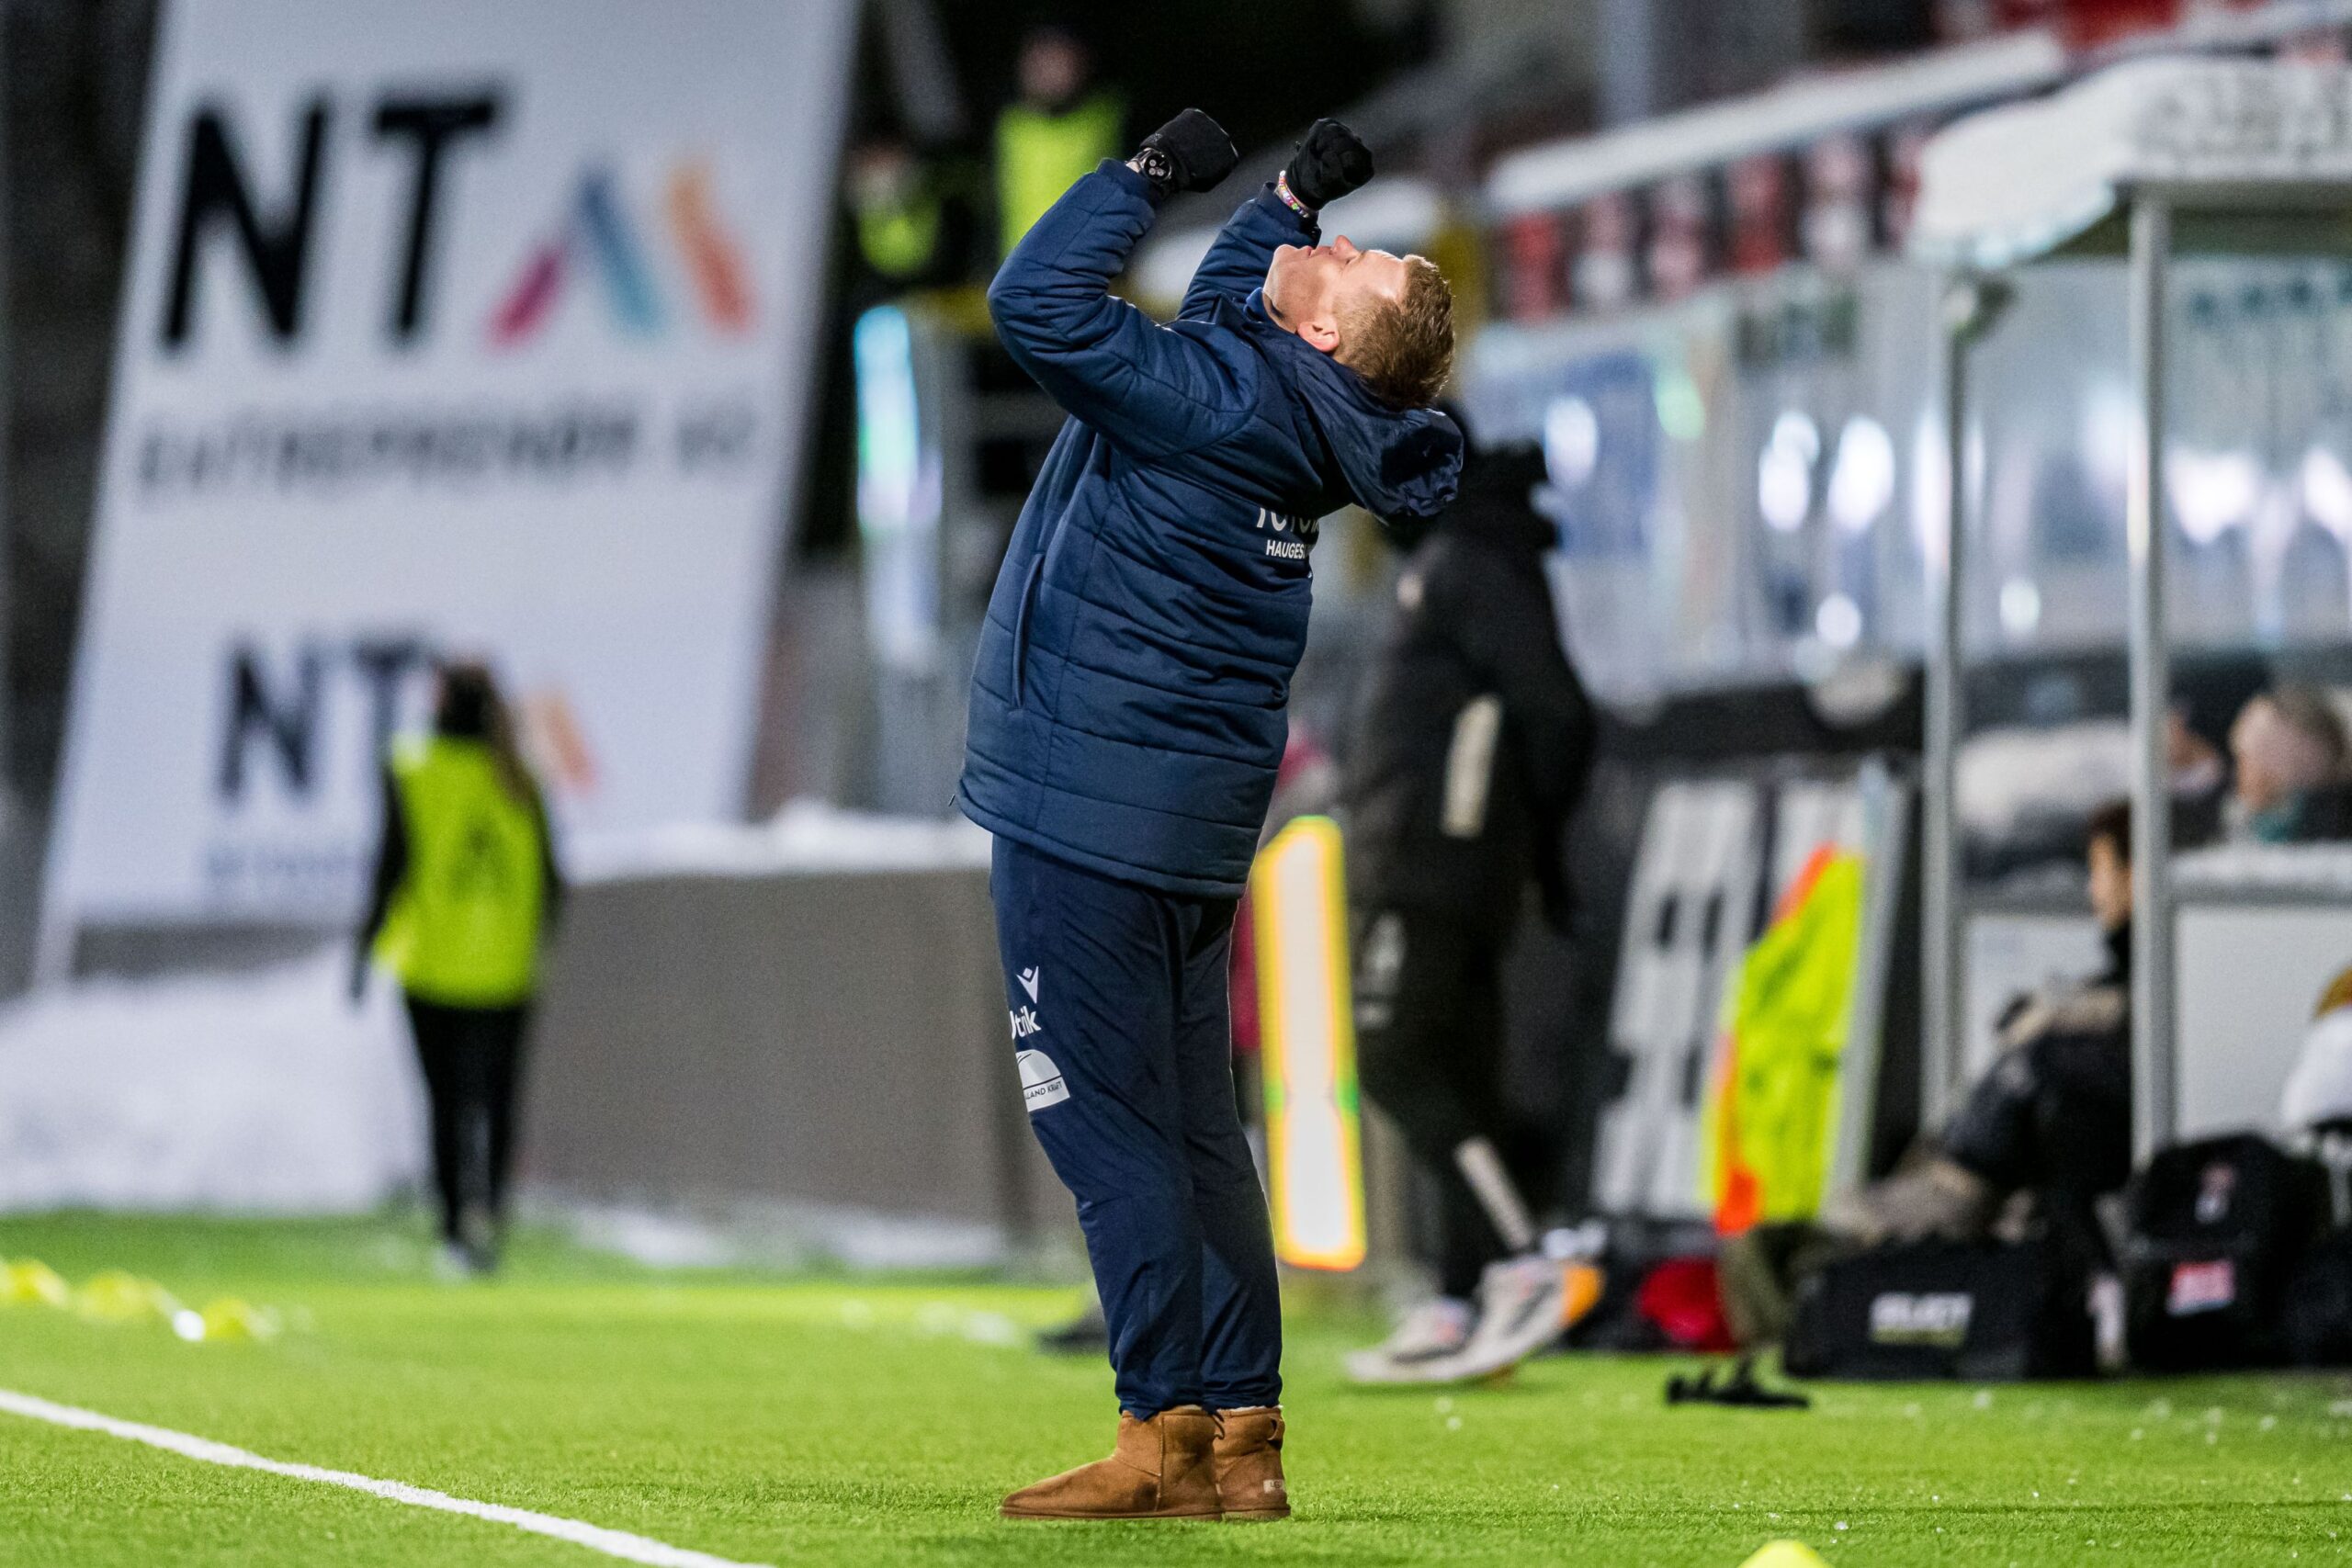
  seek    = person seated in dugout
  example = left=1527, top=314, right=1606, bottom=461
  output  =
left=1722, top=798, right=2136, bottom=1347
left=2228, top=684, right=2352, bottom=845
left=2166, top=706, right=2229, bottom=850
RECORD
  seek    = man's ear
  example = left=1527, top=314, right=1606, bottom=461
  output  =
left=1300, top=313, right=1341, bottom=355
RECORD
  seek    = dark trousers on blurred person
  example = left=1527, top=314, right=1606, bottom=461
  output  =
left=989, top=835, right=1283, bottom=1416
left=1352, top=908, right=1552, bottom=1300
left=404, top=997, right=529, bottom=1246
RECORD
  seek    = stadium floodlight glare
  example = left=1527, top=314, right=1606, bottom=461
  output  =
left=854, top=303, right=944, bottom=674
left=1543, top=395, right=1600, bottom=489
left=1250, top=816, right=1366, bottom=1272
left=1758, top=411, right=1820, bottom=533
left=2301, top=445, right=2352, bottom=544
left=1814, top=592, right=1863, bottom=650
left=1826, top=415, right=1895, bottom=535
left=1998, top=576, right=2042, bottom=638
left=2164, top=447, right=2261, bottom=547
left=1653, top=362, right=1708, bottom=444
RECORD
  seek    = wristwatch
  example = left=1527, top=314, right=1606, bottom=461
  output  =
left=1128, top=145, right=1175, bottom=194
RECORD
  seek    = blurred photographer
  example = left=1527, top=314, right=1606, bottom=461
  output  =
left=1341, top=427, right=1597, bottom=1382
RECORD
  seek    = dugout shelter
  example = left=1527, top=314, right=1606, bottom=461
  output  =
left=1915, top=57, right=2352, bottom=1159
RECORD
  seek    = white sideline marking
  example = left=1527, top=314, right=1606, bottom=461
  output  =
left=0, top=1386, right=773, bottom=1568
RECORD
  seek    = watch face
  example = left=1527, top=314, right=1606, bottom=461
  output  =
left=1136, top=147, right=1173, bottom=185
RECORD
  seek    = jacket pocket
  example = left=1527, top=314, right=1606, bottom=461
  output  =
left=1009, top=554, right=1046, bottom=709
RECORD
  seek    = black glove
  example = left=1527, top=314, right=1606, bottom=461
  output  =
left=1283, top=118, right=1374, bottom=210
left=1130, top=109, right=1238, bottom=201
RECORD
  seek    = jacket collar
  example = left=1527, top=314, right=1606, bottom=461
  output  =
left=1224, top=290, right=1463, bottom=525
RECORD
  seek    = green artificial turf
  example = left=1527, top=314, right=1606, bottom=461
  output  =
left=3, top=1213, right=2351, bottom=1566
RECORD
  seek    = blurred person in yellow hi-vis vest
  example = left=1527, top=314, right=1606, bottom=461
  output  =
left=353, top=660, right=564, bottom=1277
left=853, top=138, right=948, bottom=283
left=993, top=26, right=1123, bottom=259
left=848, top=135, right=974, bottom=291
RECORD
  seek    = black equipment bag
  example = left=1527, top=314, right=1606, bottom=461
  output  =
left=2284, top=1229, right=2352, bottom=1368
left=2284, top=1124, right=2352, bottom=1368
left=1783, top=1236, right=2095, bottom=1382
left=2121, top=1133, right=2324, bottom=1372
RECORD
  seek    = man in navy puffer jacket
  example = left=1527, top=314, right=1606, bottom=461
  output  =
left=971, top=110, right=1462, bottom=1522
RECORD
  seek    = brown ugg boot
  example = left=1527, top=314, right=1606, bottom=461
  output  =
left=1212, top=1405, right=1289, bottom=1521
left=1000, top=1405, right=1220, bottom=1520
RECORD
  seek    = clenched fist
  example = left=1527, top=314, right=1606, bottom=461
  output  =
left=1283, top=118, right=1374, bottom=210
left=1129, top=108, right=1239, bottom=201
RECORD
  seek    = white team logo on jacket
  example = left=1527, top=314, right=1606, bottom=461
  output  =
left=1254, top=507, right=1317, bottom=560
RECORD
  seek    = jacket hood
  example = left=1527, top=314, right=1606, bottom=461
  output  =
left=1241, top=291, right=1463, bottom=523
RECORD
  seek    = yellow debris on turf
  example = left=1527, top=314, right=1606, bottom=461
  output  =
left=1, top=1258, right=71, bottom=1307
left=197, top=1297, right=279, bottom=1343
left=0, top=1256, right=279, bottom=1344
left=74, top=1269, right=183, bottom=1325
left=1739, top=1543, right=1830, bottom=1568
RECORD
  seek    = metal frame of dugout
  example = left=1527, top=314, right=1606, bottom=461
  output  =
left=1913, top=58, right=2352, bottom=1157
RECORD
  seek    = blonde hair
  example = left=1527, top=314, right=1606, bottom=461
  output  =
left=1339, top=255, right=1454, bottom=409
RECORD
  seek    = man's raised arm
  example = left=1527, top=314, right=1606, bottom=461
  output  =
left=986, top=110, right=1242, bottom=458
left=1180, top=118, right=1373, bottom=322
left=1177, top=188, right=1315, bottom=321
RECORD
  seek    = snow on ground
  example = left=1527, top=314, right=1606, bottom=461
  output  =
left=558, top=1200, right=1020, bottom=1273
left=0, top=805, right=990, bottom=1216
left=569, top=798, right=990, bottom=884
left=0, top=949, right=424, bottom=1213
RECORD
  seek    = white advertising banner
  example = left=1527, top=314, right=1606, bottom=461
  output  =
left=42, top=0, right=852, bottom=952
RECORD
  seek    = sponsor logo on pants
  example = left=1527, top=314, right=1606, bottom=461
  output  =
left=1016, top=1048, right=1069, bottom=1111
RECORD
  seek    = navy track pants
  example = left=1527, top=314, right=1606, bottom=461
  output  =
left=990, top=833, right=1283, bottom=1416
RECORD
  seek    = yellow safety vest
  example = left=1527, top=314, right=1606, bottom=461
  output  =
left=854, top=184, right=944, bottom=281
left=995, top=94, right=1123, bottom=256
left=379, top=736, right=548, bottom=1008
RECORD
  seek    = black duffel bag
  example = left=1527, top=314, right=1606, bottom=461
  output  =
left=2284, top=1229, right=2352, bottom=1367
left=1784, top=1235, right=2096, bottom=1381
left=2283, top=1124, right=2352, bottom=1368
left=2121, top=1133, right=2325, bottom=1372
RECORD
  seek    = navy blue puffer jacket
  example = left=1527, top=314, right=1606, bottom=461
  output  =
left=957, top=161, right=1462, bottom=897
